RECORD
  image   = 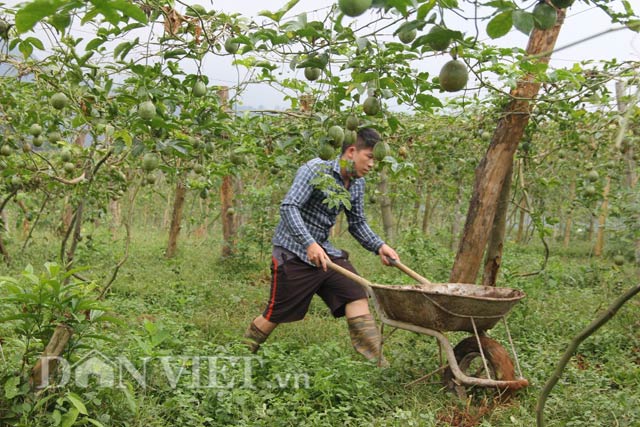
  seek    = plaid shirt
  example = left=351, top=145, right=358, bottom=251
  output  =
left=272, top=157, right=385, bottom=266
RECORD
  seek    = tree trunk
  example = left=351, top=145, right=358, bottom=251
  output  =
left=221, top=175, right=237, bottom=258
left=0, top=234, right=9, bottom=264
left=413, top=183, right=423, bottom=228
left=30, top=324, right=73, bottom=389
left=378, top=169, right=395, bottom=244
left=594, top=177, right=611, bottom=257
left=109, top=199, right=121, bottom=237
left=587, top=215, right=594, bottom=243
left=61, top=196, right=73, bottom=235
left=482, top=162, right=513, bottom=287
left=1, top=209, right=8, bottom=232
left=563, top=181, right=576, bottom=248
left=65, top=202, right=84, bottom=270
left=449, top=10, right=566, bottom=284
left=450, top=181, right=464, bottom=252
left=165, top=179, right=186, bottom=258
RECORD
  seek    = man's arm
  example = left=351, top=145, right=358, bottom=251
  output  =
left=279, top=162, right=331, bottom=269
left=279, top=163, right=317, bottom=249
left=345, top=182, right=398, bottom=264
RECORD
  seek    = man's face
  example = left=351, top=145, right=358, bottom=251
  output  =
left=346, top=146, right=375, bottom=178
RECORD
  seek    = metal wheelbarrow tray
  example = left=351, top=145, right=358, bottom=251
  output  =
left=327, top=259, right=529, bottom=393
left=369, top=282, right=525, bottom=333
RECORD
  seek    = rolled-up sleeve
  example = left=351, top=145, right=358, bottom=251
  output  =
left=345, top=181, right=385, bottom=254
left=280, top=165, right=317, bottom=249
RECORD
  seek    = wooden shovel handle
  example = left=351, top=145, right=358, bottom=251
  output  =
left=388, top=258, right=431, bottom=284
left=325, top=259, right=373, bottom=292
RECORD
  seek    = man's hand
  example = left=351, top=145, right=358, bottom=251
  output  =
left=307, top=242, right=329, bottom=271
left=378, top=244, right=399, bottom=266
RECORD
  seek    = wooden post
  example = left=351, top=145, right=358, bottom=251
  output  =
left=449, top=181, right=463, bottom=252
left=450, top=9, right=566, bottom=284
left=563, top=181, right=576, bottom=248
left=421, top=189, right=432, bottom=235
left=30, top=324, right=73, bottom=389
left=221, top=175, right=237, bottom=257
left=165, top=178, right=186, bottom=258
left=594, top=178, right=611, bottom=257
left=378, top=168, right=395, bottom=244
left=300, top=94, right=315, bottom=112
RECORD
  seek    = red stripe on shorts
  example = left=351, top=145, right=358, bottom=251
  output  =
left=265, top=256, right=278, bottom=321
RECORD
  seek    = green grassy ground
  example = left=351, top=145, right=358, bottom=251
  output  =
left=1, top=228, right=638, bottom=426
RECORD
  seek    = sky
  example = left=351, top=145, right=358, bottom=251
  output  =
left=1, top=0, right=639, bottom=109
left=206, top=0, right=640, bottom=108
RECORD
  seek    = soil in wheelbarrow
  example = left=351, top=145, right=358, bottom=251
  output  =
left=369, top=283, right=525, bottom=333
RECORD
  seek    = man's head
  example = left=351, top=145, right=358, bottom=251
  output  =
left=341, top=127, right=381, bottom=178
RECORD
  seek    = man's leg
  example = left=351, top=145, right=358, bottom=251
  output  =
left=244, top=315, right=278, bottom=354
left=345, top=300, right=386, bottom=366
left=345, top=298, right=370, bottom=318
left=318, top=257, right=387, bottom=366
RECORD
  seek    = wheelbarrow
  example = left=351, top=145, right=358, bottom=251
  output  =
left=326, top=258, right=529, bottom=395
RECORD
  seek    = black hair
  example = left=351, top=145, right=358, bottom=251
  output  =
left=341, top=127, right=381, bottom=154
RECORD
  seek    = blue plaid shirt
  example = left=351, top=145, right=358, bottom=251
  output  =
left=272, top=157, right=385, bottom=266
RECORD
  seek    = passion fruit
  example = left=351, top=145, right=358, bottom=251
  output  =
left=533, top=3, right=557, bottom=30
left=304, top=67, right=321, bottom=81
left=328, top=125, right=345, bottom=147
left=345, top=115, right=359, bottom=131
left=29, top=124, right=43, bottom=137
left=362, top=96, right=380, bottom=116
left=398, top=28, right=417, bottom=44
left=142, top=153, right=159, bottom=172
left=318, top=143, right=335, bottom=160
left=138, top=101, right=156, bottom=121
left=550, top=0, right=573, bottom=9
left=224, top=38, right=239, bottom=54
left=338, top=0, right=372, bottom=17
left=439, top=60, right=468, bottom=92
left=192, top=80, right=207, bottom=97
left=373, top=142, right=389, bottom=161
left=427, top=25, right=451, bottom=51
left=50, top=92, right=69, bottom=110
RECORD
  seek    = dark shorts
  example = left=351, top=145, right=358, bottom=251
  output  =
left=262, top=251, right=368, bottom=323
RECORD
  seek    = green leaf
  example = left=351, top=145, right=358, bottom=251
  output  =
left=512, top=10, right=533, bottom=35
left=486, top=10, right=512, bottom=39
left=163, top=49, right=187, bottom=59
left=393, top=20, right=425, bottom=36
left=66, top=392, right=88, bottom=415
left=25, top=36, right=44, bottom=50
left=259, top=0, right=300, bottom=23
left=387, top=115, right=400, bottom=132
left=86, top=418, right=106, bottom=427
left=15, top=0, right=60, bottom=33
left=112, top=0, right=148, bottom=24
left=416, top=93, right=443, bottom=109
left=417, top=0, right=436, bottom=20
left=60, top=407, right=79, bottom=427
left=4, top=376, right=21, bottom=399
left=18, top=40, right=33, bottom=58
left=627, top=19, right=640, bottom=32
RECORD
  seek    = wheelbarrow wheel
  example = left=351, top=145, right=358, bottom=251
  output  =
left=442, top=336, right=516, bottom=399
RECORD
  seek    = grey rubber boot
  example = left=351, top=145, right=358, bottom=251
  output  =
left=243, top=321, right=269, bottom=353
left=347, top=314, right=389, bottom=367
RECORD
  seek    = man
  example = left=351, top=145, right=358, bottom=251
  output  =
left=243, top=127, right=399, bottom=364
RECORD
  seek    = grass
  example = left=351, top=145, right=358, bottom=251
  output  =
left=0, top=226, right=638, bottom=426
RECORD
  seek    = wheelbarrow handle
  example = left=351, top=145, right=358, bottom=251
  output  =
left=325, top=259, right=373, bottom=292
left=387, top=258, right=432, bottom=284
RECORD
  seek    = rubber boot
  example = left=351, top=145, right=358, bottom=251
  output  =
left=243, top=321, right=269, bottom=354
left=347, top=314, right=388, bottom=367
